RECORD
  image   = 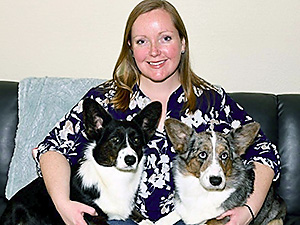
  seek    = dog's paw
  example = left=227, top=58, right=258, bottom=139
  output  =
left=154, top=211, right=181, bottom=225
left=138, top=219, right=155, bottom=225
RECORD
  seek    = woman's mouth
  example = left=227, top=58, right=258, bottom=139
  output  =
left=148, top=60, right=167, bottom=67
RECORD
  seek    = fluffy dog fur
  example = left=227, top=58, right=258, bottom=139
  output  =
left=156, top=119, right=286, bottom=225
left=0, top=98, right=162, bottom=225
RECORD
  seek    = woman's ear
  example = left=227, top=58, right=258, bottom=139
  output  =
left=128, top=40, right=134, bottom=57
left=181, top=38, right=186, bottom=54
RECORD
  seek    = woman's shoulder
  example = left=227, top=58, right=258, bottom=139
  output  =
left=84, top=79, right=117, bottom=100
left=191, top=83, right=237, bottom=115
left=193, top=83, right=226, bottom=102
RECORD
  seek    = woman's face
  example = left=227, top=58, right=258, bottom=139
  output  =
left=130, top=9, right=185, bottom=83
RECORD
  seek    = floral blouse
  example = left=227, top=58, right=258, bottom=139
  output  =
left=34, top=81, right=280, bottom=222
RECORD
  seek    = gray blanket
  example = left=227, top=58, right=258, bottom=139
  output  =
left=6, top=77, right=104, bottom=199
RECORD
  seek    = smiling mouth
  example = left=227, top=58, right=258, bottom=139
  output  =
left=148, top=60, right=166, bottom=66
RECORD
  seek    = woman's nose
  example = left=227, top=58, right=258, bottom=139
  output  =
left=149, top=42, right=161, bottom=57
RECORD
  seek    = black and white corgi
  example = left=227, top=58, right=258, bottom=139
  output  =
left=0, top=98, right=162, bottom=225
left=156, top=119, right=286, bottom=225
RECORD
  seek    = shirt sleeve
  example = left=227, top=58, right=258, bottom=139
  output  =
left=32, top=87, right=104, bottom=177
left=212, top=87, right=281, bottom=181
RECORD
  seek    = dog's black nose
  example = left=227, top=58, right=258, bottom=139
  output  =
left=125, top=155, right=136, bottom=166
left=209, top=176, right=222, bottom=186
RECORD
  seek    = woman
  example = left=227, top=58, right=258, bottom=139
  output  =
left=35, top=0, right=280, bottom=224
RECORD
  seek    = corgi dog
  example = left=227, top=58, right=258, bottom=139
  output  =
left=156, top=119, right=285, bottom=225
left=0, top=98, right=162, bottom=225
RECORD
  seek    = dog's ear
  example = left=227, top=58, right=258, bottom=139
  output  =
left=82, top=98, right=112, bottom=140
left=164, top=118, right=194, bottom=154
left=133, top=101, right=162, bottom=143
left=227, top=122, right=260, bottom=156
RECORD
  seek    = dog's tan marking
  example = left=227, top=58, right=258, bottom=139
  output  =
left=224, top=160, right=233, bottom=177
left=267, top=219, right=284, bottom=225
left=206, top=217, right=229, bottom=225
left=177, top=144, right=185, bottom=152
left=186, top=157, right=201, bottom=178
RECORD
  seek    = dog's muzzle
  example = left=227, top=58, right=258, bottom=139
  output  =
left=116, top=147, right=139, bottom=171
left=124, top=155, right=137, bottom=166
left=200, top=162, right=226, bottom=190
left=209, top=176, right=223, bottom=186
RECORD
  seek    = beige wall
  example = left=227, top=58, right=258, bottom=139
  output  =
left=1, top=0, right=299, bottom=94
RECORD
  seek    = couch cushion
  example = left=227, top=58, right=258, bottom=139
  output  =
left=0, top=81, right=18, bottom=216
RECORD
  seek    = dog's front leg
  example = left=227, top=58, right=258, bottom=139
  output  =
left=154, top=211, right=181, bottom=225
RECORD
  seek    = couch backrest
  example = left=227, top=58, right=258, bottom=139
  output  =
left=0, top=81, right=299, bottom=219
left=277, top=95, right=300, bottom=216
left=229, top=93, right=278, bottom=145
left=0, top=81, right=18, bottom=215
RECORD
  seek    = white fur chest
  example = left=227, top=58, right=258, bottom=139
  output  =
left=78, top=152, right=145, bottom=220
left=175, top=173, right=234, bottom=224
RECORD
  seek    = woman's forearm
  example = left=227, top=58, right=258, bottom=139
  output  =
left=246, top=162, right=274, bottom=217
left=39, top=151, right=97, bottom=225
left=40, top=151, right=71, bottom=207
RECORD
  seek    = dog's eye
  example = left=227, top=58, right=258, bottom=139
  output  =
left=111, top=136, right=120, bottom=143
left=220, top=152, right=229, bottom=160
left=198, top=151, right=208, bottom=160
left=133, top=137, right=140, bottom=144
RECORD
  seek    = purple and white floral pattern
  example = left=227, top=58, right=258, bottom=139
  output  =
left=34, top=82, right=280, bottom=222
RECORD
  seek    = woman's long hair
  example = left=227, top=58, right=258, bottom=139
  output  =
left=111, top=0, right=213, bottom=112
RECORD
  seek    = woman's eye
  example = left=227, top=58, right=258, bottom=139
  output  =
left=136, top=39, right=146, bottom=45
left=163, top=36, right=172, bottom=42
left=198, top=151, right=207, bottom=160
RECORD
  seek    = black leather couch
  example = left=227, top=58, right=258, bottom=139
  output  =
left=0, top=80, right=299, bottom=224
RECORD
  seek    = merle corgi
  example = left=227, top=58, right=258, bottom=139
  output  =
left=0, top=98, right=162, bottom=225
left=156, top=119, right=285, bottom=225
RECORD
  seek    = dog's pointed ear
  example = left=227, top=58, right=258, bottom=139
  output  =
left=133, top=101, right=162, bottom=143
left=165, top=118, right=194, bottom=154
left=227, top=122, right=260, bottom=156
left=82, top=98, right=112, bottom=140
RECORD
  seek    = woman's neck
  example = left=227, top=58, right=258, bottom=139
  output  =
left=139, top=74, right=181, bottom=102
left=139, top=74, right=181, bottom=131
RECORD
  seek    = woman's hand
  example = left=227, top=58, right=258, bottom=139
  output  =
left=217, top=162, right=274, bottom=225
left=55, top=199, right=97, bottom=225
left=217, top=206, right=252, bottom=225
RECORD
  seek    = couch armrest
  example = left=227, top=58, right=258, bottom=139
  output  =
left=0, top=81, right=18, bottom=216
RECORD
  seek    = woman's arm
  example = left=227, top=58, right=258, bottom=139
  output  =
left=40, top=151, right=97, bottom=225
left=219, top=163, right=274, bottom=225
left=246, top=163, right=274, bottom=217
left=33, top=87, right=107, bottom=224
left=212, top=88, right=279, bottom=224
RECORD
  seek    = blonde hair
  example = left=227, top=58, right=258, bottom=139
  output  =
left=111, top=0, right=213, bottom=112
